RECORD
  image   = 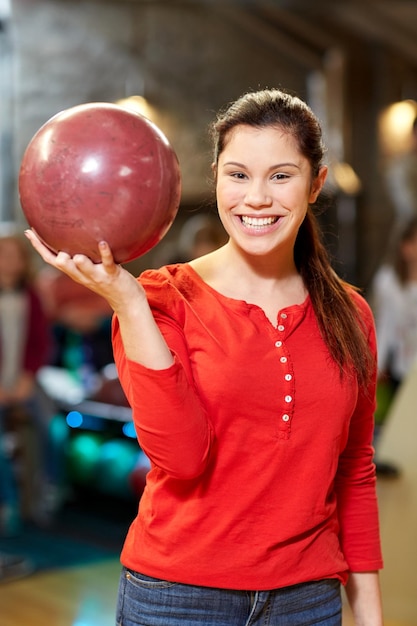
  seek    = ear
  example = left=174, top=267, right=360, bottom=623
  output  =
left=309, top=166, right=328, bottom=203
left=211, top=162, right=218, bottom=182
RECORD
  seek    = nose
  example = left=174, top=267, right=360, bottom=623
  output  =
left=244, top=179, right=272, bottom=208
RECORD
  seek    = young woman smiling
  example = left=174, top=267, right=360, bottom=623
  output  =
left=25, top=88, right=383, bottom=626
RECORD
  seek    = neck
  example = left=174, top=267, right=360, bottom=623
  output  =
left=223, top=240, right=299, bottom=281
left=190, top=242, right=306, bottom=309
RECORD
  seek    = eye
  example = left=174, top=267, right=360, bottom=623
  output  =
left=271, top=172, right=290, bottom=182
left=230, top=171, right=247, bottom=180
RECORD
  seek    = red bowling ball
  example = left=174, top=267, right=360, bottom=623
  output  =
left=18, top=102, right=181, bottom=263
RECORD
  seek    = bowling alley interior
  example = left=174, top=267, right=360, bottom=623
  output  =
left=1, top=0, right=417, bottom=624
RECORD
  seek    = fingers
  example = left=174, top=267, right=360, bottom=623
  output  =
left=24, top=229, right=58, bottom=264
left=24, top=228, right=86, bottom=276
left=24, top=229, right=124, bottom=307
left=98, top=240, right=118, bottom=271
left=24, top=229, right=117, bottom=274
left=70, top=242, right=118, bottom=277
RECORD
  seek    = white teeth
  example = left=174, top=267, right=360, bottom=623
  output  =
left=241, top=216, right=279, bottom=228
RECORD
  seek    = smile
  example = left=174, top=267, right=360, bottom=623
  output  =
left=240, top=216, right=280, bottom=229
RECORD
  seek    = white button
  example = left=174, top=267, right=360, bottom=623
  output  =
left=275, top=341, right=282, bottom=348
left=277, top=325, right=285, bottom=332
left=285, top=374, right=292, bottom=381
left=280, top=356, right=287, bottom=363
left=281, top=313, right=287, bottom=319
left=282, top=414, right=290, bottom=422
left=285, top=395, right=292, bottom=403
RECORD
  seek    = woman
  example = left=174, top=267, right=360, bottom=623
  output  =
left=372, top=216, right=417, bottom=389
left=370, top=216, right=417, bottom=477
left=26, top=88, right=383, bottom=625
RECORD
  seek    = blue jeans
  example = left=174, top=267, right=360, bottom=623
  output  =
left=116, top=568, right=342, bottom=626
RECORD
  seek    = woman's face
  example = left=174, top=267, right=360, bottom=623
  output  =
left=215, top=124, right=327, bottom=259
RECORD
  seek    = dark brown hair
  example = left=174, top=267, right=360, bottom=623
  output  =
left=211, top=88, right=374, bottom=387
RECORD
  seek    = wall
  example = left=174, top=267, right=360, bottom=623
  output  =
left=10, top=0, right=307, bottom=200
left=6, top=0, right=317, bottom=271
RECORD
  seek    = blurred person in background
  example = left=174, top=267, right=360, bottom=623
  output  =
left=36, top=268, right=114, bottom=396
left=177, top=213, right=228, bottom=261
left=371, top=216, right=417, bottom=476
left=153, top=212, right=227, bottom=266
left=0, top=234, right=57, bottom=535
left=385, top=116, right=417, bottom=232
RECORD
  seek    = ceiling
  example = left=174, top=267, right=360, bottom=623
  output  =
left=305, top=0, right=417, bottom=66
left=106, top=0, right=417, bottom=69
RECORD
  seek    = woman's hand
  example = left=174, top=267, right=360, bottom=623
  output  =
left=25, top=229, right=174, bottom=369
left=24, top=229, right=144, bottom=315
left=345, top=571, right=383, bottom=626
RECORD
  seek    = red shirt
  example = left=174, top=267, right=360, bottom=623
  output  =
left=112, top=263, right=383, bottom=591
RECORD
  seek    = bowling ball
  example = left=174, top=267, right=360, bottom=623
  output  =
left=18, top=102, right=182, bottom=263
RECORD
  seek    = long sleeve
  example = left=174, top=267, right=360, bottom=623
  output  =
left=112, top=273, right=213, bottom=479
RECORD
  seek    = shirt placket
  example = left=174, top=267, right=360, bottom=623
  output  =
left=274, top=311, right=294, bottom=439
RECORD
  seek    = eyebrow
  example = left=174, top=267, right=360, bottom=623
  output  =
left=222, top=161, right=301, bottom=170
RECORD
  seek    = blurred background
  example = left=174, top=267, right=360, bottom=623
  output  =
left=1, top=1, right=417, bottom=624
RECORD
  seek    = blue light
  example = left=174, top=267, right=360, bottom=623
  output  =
left=66, top=410, right=84, bottom=428
left=122, top=422, right=137, bottom=439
